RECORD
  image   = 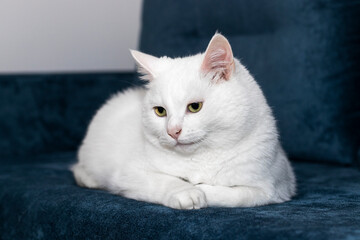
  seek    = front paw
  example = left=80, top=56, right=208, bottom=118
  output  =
left=195, top=184, right=220, bottom=206
left=166, top=188, right=207, bottom=210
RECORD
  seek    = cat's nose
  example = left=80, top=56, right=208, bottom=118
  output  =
left=167, top=127, right=182, bottom=140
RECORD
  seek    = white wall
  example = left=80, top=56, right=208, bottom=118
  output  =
left=0, top=0, right=142, bottom=73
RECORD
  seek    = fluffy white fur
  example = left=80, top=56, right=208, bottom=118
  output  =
left=72, top=33, right=296, bottom=209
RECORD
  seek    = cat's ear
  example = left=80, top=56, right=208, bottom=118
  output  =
left=130, top=50, right=158, bottom=81
left=201, top=33, right=234, bottom=81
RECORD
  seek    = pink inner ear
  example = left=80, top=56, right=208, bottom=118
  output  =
left=201, top=34, right=234, bottom=81
left=130, top=50, right=158, bottom=81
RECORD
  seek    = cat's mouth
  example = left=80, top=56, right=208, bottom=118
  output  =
left=176, top=141, right=195, bottom=146
left=163, top=135, right=206, bottom=151
left=175, top=138, right=204, bottom=148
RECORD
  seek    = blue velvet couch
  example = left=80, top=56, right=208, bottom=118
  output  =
left=1, top=1, right=359, bottom=239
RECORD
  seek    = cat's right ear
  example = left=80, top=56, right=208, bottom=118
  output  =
left=130, top=50, right=158, bottom=81
left=201, top=33, right=234, bottom=82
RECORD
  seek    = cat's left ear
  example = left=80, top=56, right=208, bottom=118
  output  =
left=201, top=33, right=234, bottom=81
left=130, top=50, right=158, bottom=81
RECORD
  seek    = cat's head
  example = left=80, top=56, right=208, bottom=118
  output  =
left=131, top=33, right=251, bottom=154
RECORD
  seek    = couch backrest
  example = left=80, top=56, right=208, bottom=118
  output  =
left=139, top=0, right=360, bottom=166
left=0, top=73, right=137, bottom=161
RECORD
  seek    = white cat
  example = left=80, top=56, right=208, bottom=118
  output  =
left=72, top=33, right=296, bottom=209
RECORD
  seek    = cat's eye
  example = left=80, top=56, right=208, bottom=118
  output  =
left=187, top=102, right=203, bottom=113
left=154, top=106, right=167, bottom=117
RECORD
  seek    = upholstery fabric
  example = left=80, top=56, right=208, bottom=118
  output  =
left=140, top=0, right=360, bottom=165
left=0, top=73, right=139, bottom=161
left=1, top=1, right=360, bottom=239
left=1, top=153, right=360, bottom=240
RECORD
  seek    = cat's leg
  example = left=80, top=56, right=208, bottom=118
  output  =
left=196, top=184, right=281, bottom=207
left=109, top=170, right=207, bottom=210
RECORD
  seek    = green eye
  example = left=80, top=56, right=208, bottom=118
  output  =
left=188, top=102, right=203, bottom=113
left=154, top=106, right=167, bottom=117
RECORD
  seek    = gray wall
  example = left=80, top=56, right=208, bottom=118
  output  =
left=0, top=0, right=142, bottom=73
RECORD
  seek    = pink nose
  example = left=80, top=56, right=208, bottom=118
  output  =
left=167, top=127, right=182, bottom=140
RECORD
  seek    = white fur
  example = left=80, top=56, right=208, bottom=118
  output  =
left=72, top=34, right=296, bottom=209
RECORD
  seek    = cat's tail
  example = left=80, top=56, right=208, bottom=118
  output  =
left=71, top=163, right=100, bottom=189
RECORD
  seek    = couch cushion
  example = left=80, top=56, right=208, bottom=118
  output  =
left=139, top=0, right=360, bottom=166
left=1, top=152, right=360, bottom=239
left=0, top=73, right=139, bottom=161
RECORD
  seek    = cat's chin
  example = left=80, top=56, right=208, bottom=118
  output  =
left=158, top=141, right=201, bottom=154
left=172, top=141, right=202, bottom=154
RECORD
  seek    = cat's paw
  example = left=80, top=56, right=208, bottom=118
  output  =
left=166, top=188, right=207, bottom=210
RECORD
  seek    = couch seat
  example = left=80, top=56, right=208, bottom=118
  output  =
left=1, top=153, right=359, bottom=240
